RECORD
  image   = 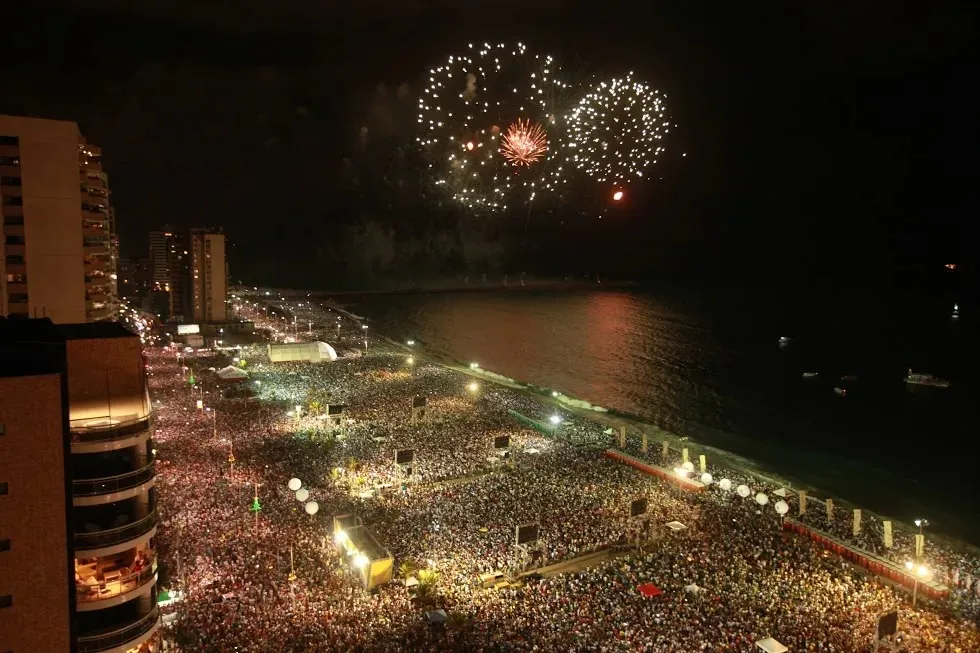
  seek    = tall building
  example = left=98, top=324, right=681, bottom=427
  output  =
left=118, top=256, right=152, bottom=303
left=0, top=318, right=160, bottom=653
left=147, top=228, right=171, bottom=289
left=190, top=228, right=227, bottom=323
left=167, top=231, right=190, bottom=322
left=0, top=115, right=117, bottom=323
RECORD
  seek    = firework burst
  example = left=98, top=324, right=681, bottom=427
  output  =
left=500, top=119, right=548, bottom=167
left=566, top=72, right=671, bottom=186
left=417, top=42, right=572, bottom=211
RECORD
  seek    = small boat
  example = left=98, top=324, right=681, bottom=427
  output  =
left=802, top=372, right=819, bottom=378
left=904, top=370, right=951, bottom=388
left=834, top=387, right=847, bottom=397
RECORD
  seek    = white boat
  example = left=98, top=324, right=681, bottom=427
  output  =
left=834, top=387, right=847, bottom=397
left=904, top=370, right=951, bottom=388
left=802, top=372, right=818, bottom=378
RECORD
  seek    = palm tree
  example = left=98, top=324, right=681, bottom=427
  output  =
left=399, top=559, right=418, bottom=581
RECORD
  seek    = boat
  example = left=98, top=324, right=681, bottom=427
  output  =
left=904, top=370, right=951, bottom=388
left=834, top=387, right=847, bottom=397
left=802, top=372, right=818, bottom=378
left=840, top=375, right=858, bottom=382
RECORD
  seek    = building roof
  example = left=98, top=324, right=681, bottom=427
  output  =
left=0, top=318, right=135, bottom=342
left=56, top=321, right=135, bottom=341
left=0, top=319, right=66, bottom=377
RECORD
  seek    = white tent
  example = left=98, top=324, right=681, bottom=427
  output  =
left=268, top=341, right=338, bottom=363
left=683, top=584, right=702, bottom=594
left=216, top=365, right=249, bottom=380
left=756, top=637, right=788, bottom=653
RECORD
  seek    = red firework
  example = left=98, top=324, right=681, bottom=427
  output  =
left=500, top=119, right=548, bottom=167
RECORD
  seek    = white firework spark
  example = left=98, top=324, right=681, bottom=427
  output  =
left=417, top=42, right=572, bottom=211
left=566, top=72, right=671, bottom=186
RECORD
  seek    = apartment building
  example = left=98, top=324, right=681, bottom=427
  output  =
left=0, top=318, right=160, bottom=653
left=0, top=115, right=117, bottom=323
left=189, top=228, right=227, bottom=323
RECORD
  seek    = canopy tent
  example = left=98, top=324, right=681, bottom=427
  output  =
left=267, top=341, right=338, bottom=363
left=425, top=609, right=448, bottom=624
left=756, top=637, right=789, bottom=653
left=215, top=365, right=249, bottom=381
left=684, top=584, right=703, bottom=594
left=637, top=583, right=662, bottom=598
left=665, top=521, right=687, bottom=532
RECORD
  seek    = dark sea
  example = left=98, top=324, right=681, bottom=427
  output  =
left=349, top=284, right=978, bottom=545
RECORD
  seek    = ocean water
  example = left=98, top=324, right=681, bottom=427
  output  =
left=350, top=285, right=978, bottom=544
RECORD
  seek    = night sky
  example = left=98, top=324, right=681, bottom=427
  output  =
left=5, top=1, right=977, bottom=288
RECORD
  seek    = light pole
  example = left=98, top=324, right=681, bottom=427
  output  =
left=905, top=560, right=930, bottom=608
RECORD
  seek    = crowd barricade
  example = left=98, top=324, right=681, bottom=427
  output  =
left=782, top=519, right=949, bottom=600
left=603, top=449, right=705, bottom=492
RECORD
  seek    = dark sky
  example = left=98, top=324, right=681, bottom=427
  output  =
left=5, top=0, right=977, bottom=286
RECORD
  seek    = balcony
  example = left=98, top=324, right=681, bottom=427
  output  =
left=5, top=243, right=25, bottom=257
left=71, top=415, right=152, bottom=451
left=5, top=282, right=27, bottom=295
left=73, top=463, right=155, bottom=502
left=82, top=174, right=107, bottom=189
left=80, top=161, right=103, bottom=174
left=77, top=606, right=160, bottom=653
left=76, top=557, right=157, bottom=610
left=75, top=510, right=159, bottom=553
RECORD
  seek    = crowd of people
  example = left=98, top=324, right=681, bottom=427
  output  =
left=144, top=292, right=979, bottom=651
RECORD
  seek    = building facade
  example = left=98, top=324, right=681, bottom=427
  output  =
left=190, top=228, right=227, bottom=323
left=0, top=115, right=117, bottom=323
left=0, top=319, right=160, bottom=653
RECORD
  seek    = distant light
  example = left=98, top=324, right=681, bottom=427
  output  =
left=467, top=382, right=479, bottom=392
left=335, top=530, right=347, bottom=545
left=353, top=554, right=370, bottom=570
left=905, top=561, right=914, bottom=570
left=917, top=565, right=929, bottom=578
left=470, top=362, right=479, bottom=369
left=612, top=190, right=624, bottom=201
left=406, top=356, right=415, bottom=365
left=549, top=415, right=561, bottom=425
left=407, top=340, right=415, bottom=346
left=551, top=391, right=559, bottom=397
left=466, top=141, right=474, bottom=151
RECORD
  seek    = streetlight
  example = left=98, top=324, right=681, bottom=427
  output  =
left=549, top=415, right=562, bottom=425
left=467, top=382, right=479, bottom=393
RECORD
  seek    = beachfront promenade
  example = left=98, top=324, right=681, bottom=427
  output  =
left=148, top=290, right=980, bottom=651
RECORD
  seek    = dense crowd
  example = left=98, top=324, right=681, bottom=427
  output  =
left=145, top=293, right=979, bottom=651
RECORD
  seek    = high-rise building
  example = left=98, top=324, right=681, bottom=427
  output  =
left=0, top=115, right=117, bottom=323
left=118, top=256, right=152, bottom=302
left=190, top=228, right=227, bottom=323
left=0, top=318, right=160, bottom=653
left=147, top=228, right=171, bottom=289
left=168, top=231, right=190, bottom=322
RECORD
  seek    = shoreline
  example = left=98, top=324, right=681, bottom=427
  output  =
left=318, top=298, right=980, bottom=559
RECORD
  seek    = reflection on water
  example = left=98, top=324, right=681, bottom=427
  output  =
left=353, top=287, right=978, bottom=542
